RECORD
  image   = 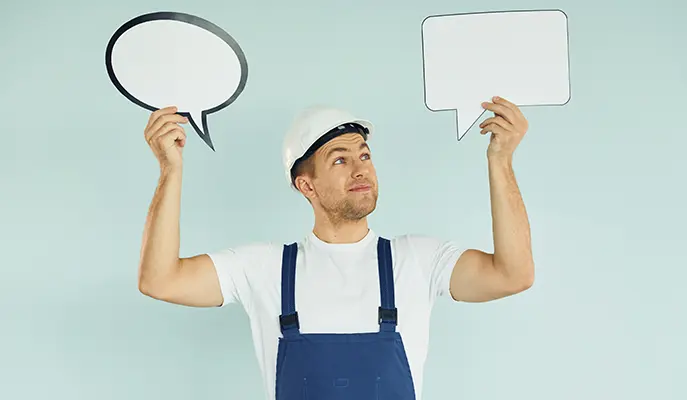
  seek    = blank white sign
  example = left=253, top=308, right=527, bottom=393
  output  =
left=422, top=10, right=571, bottom=140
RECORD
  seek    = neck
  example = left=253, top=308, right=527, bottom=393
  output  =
left=312, top=214, right=370, bottom=244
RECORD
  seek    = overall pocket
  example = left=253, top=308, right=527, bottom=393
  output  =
left=302, top=375, right=381, bottom=400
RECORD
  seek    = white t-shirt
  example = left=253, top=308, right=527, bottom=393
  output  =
left=208, top=229, right=464, bottom=400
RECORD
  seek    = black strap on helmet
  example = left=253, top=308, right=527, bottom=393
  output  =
left=290, top=123, right=369, bottom=184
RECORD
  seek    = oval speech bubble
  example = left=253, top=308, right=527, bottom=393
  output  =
left=105, top=11, right=248, bottom=151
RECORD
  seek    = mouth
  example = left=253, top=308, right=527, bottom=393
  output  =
left=349, top=184, right=372, bottom=192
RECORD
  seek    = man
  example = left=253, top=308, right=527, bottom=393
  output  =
left=137, top=96, right=534, bottom=400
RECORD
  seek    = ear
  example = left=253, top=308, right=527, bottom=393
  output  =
left=295, top=176, right=316, bottom=199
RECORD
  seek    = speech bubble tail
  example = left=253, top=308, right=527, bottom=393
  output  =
left=456, top=110, right=467, bottom=141
left=455, top=106, right=486, bottom=142
left=187, top=111, right=215, bottom=151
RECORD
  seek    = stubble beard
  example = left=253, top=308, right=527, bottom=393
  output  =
left=322, top=188, right=378, bottom=225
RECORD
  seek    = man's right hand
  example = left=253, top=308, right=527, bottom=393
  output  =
left=144, top=106, right=188, bottom=171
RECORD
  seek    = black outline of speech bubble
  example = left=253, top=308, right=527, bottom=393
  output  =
left=420, top=9, right=571, bottom=141
left=105, top=11, right=249, bottom=151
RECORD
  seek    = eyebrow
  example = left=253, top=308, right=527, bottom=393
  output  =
left=325, top=142, right=370, bottom=160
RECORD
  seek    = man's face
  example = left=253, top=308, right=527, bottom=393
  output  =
left=306, top=133, right=379, bottom=222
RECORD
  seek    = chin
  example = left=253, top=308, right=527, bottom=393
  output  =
left=341, top=198, right=377, bottom=220
left=360, top=199, right=378, bottom=215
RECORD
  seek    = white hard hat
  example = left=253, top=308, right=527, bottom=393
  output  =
left=282, top=105, right=374, bottom=190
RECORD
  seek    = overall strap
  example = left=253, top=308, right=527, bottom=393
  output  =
left=377, top=237, right=398, bottom=332
left=279, top=242, right=300, bottom=338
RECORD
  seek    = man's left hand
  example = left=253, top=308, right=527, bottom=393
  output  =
left=479, top=96, right=529, bottom=160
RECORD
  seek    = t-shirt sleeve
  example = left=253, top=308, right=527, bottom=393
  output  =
left=206, top=242, right=274, bottom=308
left=404, top=235, right=465, bottom=299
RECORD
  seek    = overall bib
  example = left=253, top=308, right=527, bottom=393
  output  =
left=275, top=237, right=417, bottom=400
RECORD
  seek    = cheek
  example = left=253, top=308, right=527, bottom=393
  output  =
left=325, top=168, right=348, bottom=185
left=314, top=170, right=344, bottom=192
left=368, top=165, right=378, bottom=181
left=333, top=175, right=350, bottom=193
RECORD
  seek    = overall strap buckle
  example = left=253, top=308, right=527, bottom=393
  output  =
left=378, top=307, right=398, bottom=325
left=280, top=312, right=300, bottom=332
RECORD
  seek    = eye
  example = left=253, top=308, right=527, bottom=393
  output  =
left=361, top=153, right=371, bottom=160
left=333, top=157, right=345, bottom=165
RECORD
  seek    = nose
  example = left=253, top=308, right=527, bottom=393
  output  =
left=351, top=158, right=370, bottom=179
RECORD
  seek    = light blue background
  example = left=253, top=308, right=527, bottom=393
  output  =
left=2, top=0, right=685, bottom=399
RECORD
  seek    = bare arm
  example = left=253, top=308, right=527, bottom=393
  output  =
left=137, top=106, right=223, bottom=307
left=449, top=96, right=535, bottom=302
left=449, top=158, right=534, bottom=302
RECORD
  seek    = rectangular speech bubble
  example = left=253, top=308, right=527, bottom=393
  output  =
left=421, top=10, right=571, bottom=140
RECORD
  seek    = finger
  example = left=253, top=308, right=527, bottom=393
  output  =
left=146, top=106, right=177, bottom=131
left=147, top=112, right=186, bottom=136
left=149, top=122, right=186, bottom=144
left=481, top=102, right=516, bottom=124
left=480, top=123, right=508, bottom=136
left=493, top=96, right=525, bottom=120
left=492, top=96, right=518, bottom=112
left=148, top=106, right=178, bottom=124
left=146, top=113, right=188, bottom=139
left=147, top=121, right=186, bottom=145
left=158, top=127, right=186, bottom=150
left=479, top=116, right=513, bottom=131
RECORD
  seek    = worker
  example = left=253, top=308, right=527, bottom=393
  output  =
left=137, top=96, right=535, bottom=400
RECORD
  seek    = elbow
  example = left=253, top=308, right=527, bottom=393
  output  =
left=137, top=260, right=180, bottom=300
left=138, top=276, right=171, bottom=301
left=137, top=265, right=168, bottom=299
left=514, top=262, right=535, bottom=292
left=518, top=273, right=534, bottom=292
left=138, top=278, right=154, bottom=297
left=138, top=274, right=160, bottom=299
left=502, top=261, right=535, bottom=294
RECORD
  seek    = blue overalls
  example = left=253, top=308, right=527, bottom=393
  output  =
left=275, top=237, right=417, bottom=400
